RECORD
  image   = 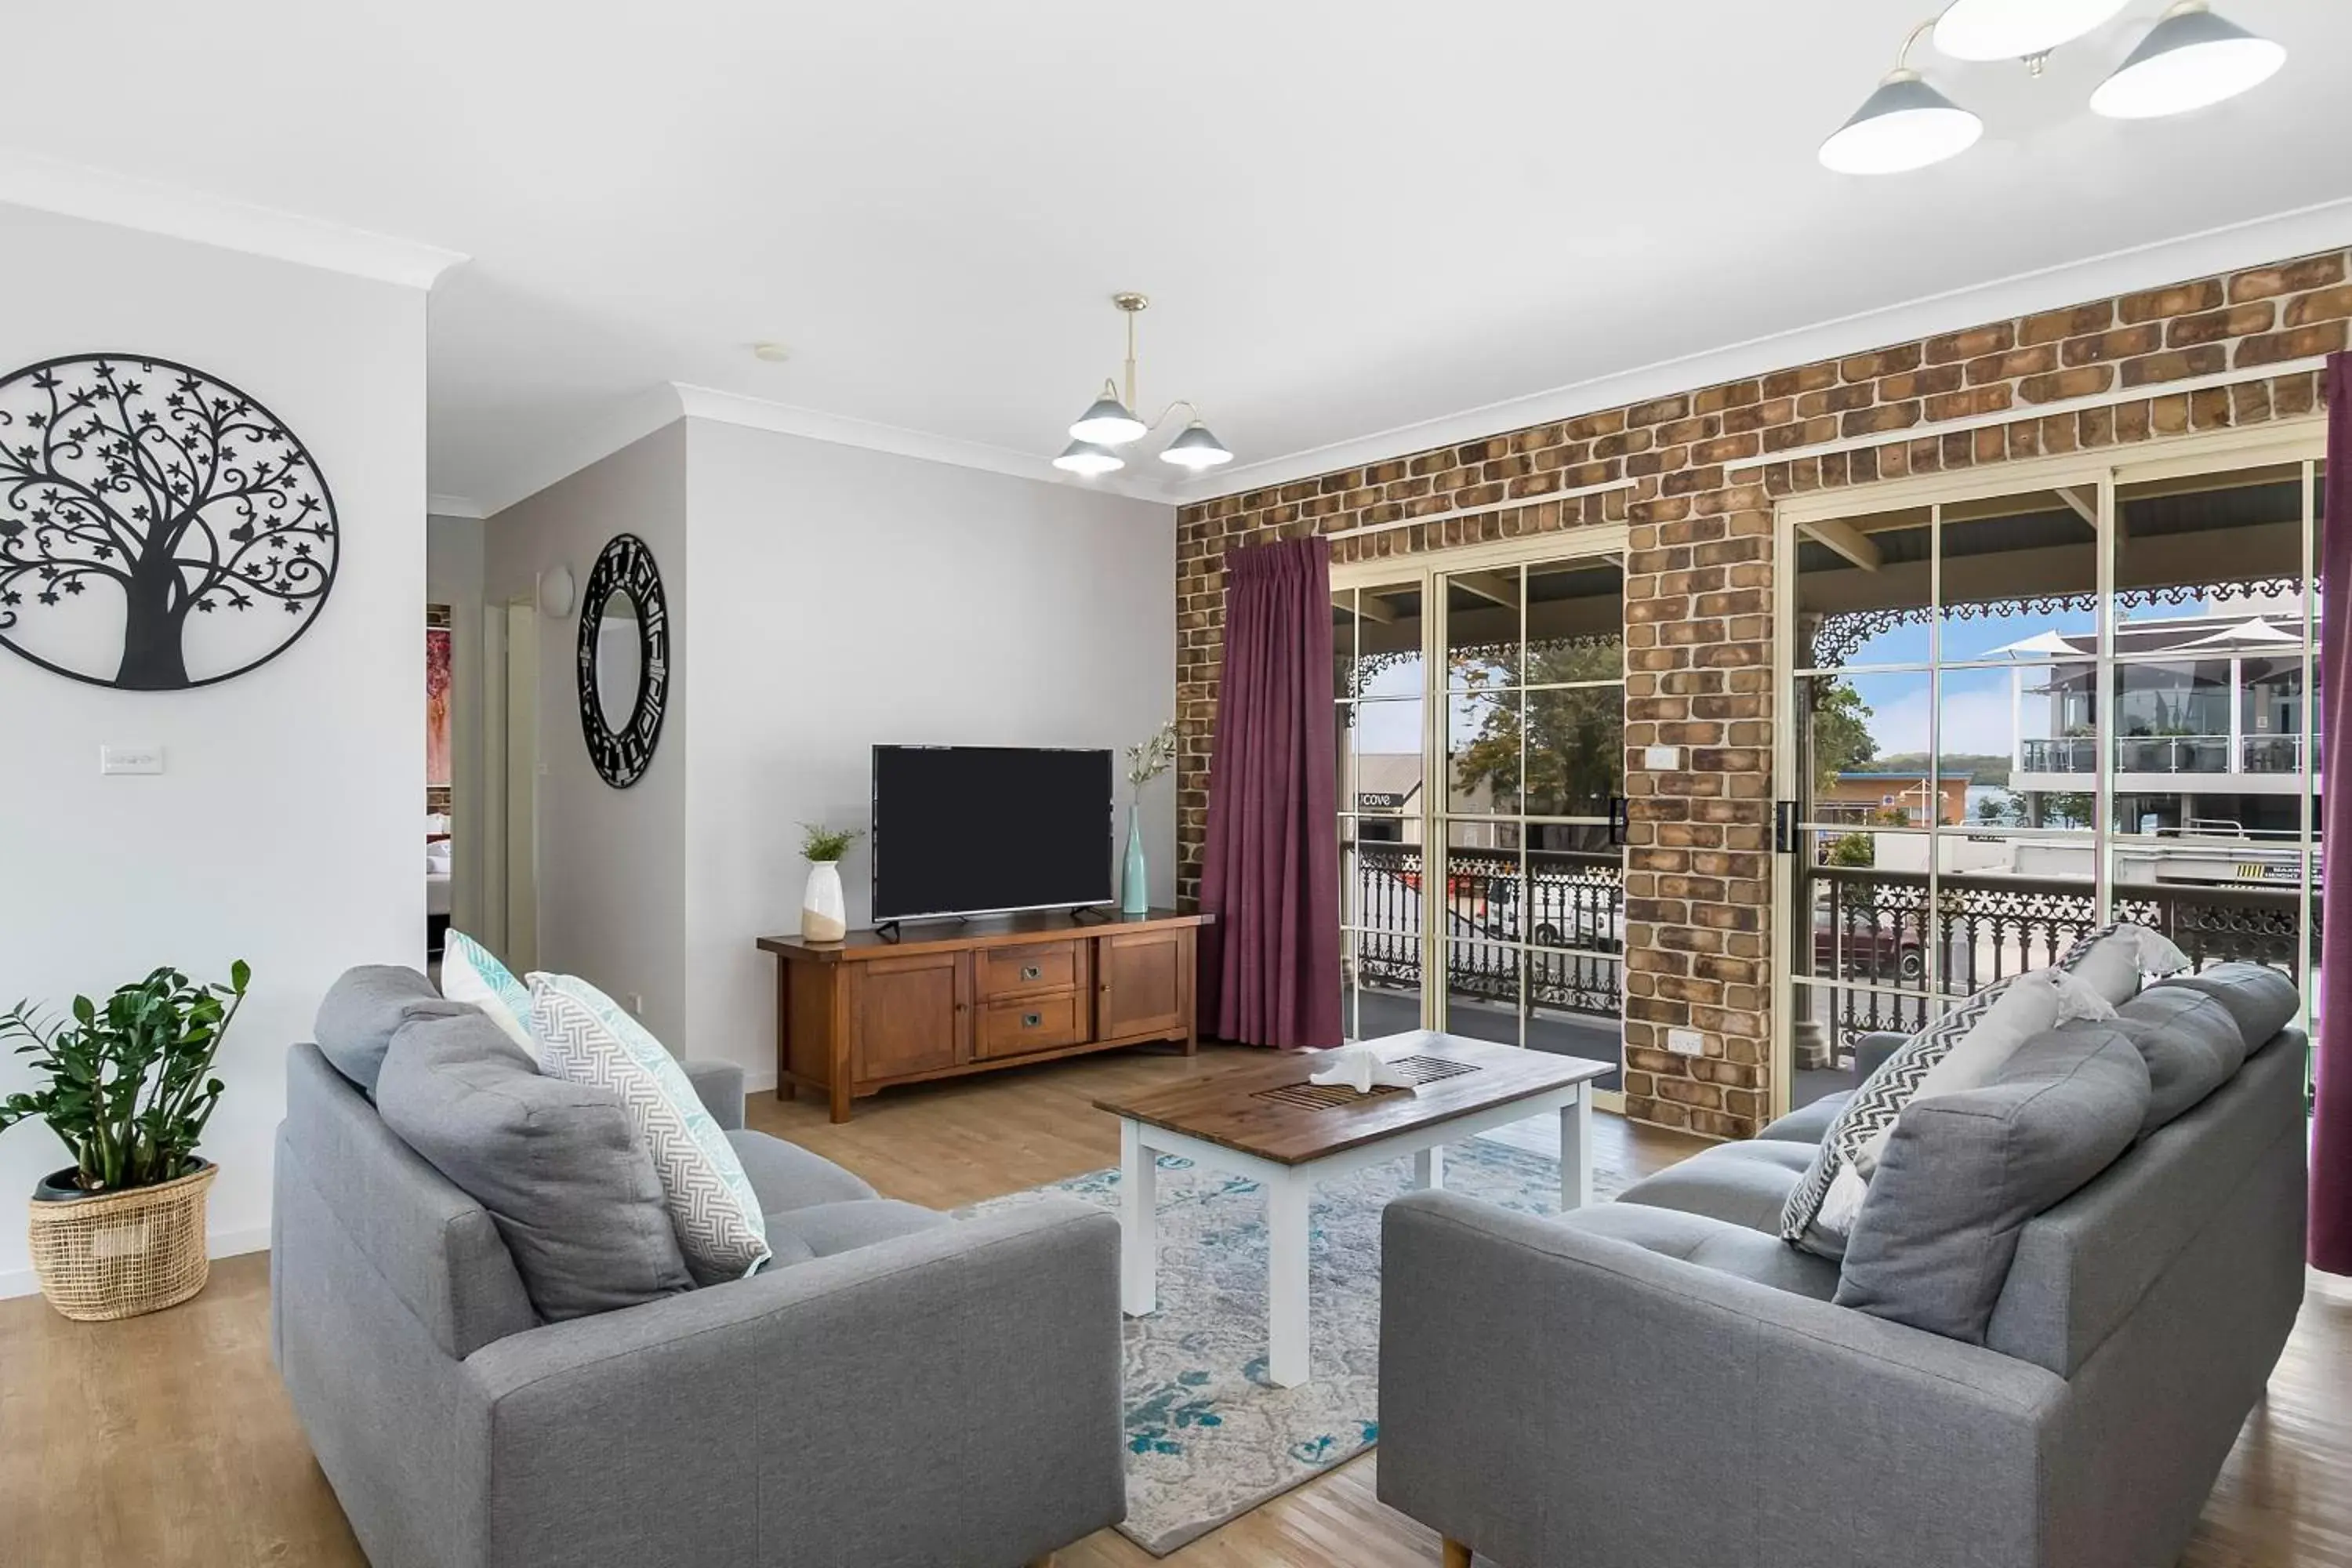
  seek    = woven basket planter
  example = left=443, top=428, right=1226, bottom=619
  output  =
left=27, top=1160, right=216, bottom=1322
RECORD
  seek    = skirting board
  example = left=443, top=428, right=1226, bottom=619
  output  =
left=743, top=1067, right=779, bottom=1096
left=0, top=1222, right=270, bottom=1301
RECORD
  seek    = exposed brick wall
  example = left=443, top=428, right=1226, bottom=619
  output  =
left=1175, top=248, right=2346, bottom=1138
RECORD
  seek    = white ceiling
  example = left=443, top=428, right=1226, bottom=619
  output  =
left=1, top=1, right=2346, bottom=514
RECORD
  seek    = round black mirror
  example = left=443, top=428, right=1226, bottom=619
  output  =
left=576, top=534, right=667, bottom=788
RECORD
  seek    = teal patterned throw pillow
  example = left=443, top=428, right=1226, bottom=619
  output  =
left=441, top=930, right=536, bottom=1055
left=531, top=973, right=771, bottom=1283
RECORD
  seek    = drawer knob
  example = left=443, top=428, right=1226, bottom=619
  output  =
left=1022, top=1011, right=1042, bottom=1028
left=1020, top=964, right=1041, bottom=981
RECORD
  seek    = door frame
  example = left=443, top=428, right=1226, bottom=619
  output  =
left=1768, top=420, right=2325, bottom=1123
left=1332, top=523, right=1634, bottom=1111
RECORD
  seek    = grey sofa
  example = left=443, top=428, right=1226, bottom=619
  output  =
left=271, top=975, right=1125, bottom=1568
left=1381, top=1001, right=2307, bottom=1568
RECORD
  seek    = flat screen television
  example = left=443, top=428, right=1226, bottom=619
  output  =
left=871, top=745, right=1114, bottom=922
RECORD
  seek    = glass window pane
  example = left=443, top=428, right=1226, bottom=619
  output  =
left=1445, top=567, right=1522, bottom=689
left=1526, top=559, right=1625, bottom=682
left=2009, top=661, right=2100, bottom=828
left=1353, top=696, right=1424, bottom=817
left=1346, top=834, right=1419, bottom=935
left=1526, top=829, right=1623, bottom=953
left=1351, top=580, right=1425, bottom=701
left=1440, top=822, right=1521, bottom=945
left=1344, top=934, right=1421, bottom=1044
left=1798, top=669, right=1933, bottom=828
left=2117, top=464, right=2306, bottom=632
left=1446, top=689, right=1519, bottom=815
left=1936, top=488, right=2099, bottom=662
left=1523, top=682, right=1623, bottom=820
left=1796, top=503, right=1929, bottom=670
left=1443, top=939, right=1523, bottom=1048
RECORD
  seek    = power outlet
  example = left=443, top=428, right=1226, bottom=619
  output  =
left=626, top=993, right=645, bottom=1018
left=1643, top=744, right=1681, bottom=771
left=100, top=744, right=164, bottom=775
left=1667, top=1027, right=1706, bottom=1057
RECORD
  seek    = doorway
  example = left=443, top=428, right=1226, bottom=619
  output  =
left=479, top=598, right=540, bottom=973
left=1772, top=430, right=2324, bottom=1120
left=1332, top=528, right=1632, bottom=1104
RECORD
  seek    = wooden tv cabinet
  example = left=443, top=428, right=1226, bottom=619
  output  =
left=756, top=909, right=1209, bottom=1123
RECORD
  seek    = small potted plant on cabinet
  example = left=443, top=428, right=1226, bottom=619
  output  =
left=799, top=824, right=862, bottom=942
left=0, top=961, right=249, bottom=1321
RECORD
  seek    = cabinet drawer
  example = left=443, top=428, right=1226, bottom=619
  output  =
left=978, top=991, right=1087, bottom=1058
left=975, top=941, right=1081, bottom=1000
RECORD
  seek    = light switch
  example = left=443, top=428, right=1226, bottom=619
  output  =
left=1644, top=745, right=1681, bottom=771
left=1667, top=1027, right=1705, bottom=1057
left=100, top=745, right=163, bottom=775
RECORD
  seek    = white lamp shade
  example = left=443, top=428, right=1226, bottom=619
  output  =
left=1159, top=422, right=1234, bottom=470
left=2090, top=4, right=2285, bottom=120
left=1820, top=72, right=1984, bottom=175
left=1069, top=393, right=1146, bottom=445
left=1053, top=439, right=1125, bottom=477
left=1934, top=0, right=2129, bottom=61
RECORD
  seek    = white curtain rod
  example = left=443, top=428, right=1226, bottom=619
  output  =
left=1305, top=354, right=2328, bottom=541
left=1322, top=476, right=1639, bottom=541
left=1732, top=354, right=2331, bottom=472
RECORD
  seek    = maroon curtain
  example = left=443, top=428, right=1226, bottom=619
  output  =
left=2315, top=354, right=2352, bottom=1275
left=1197, top=535, right=1342, bottom=1049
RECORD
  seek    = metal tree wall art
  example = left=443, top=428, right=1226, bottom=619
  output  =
left=0, top=354, right=339, bottom=690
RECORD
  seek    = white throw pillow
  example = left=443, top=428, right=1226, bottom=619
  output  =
left=441, top=930, right=536, bottom=1055
left=1780, top=967, right=2113, bottom=1258
left=532, top=973, right=771, bottom=1283
left=2056, top=920, right=2191, bottom=1006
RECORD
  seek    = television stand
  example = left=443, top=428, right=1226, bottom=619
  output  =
left=756, top=908, right=1210, bottom=1122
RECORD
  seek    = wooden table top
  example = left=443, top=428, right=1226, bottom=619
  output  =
left=757, top=907, right=1208, bottom=961
left=1092, top=1032, right=1613, bottom=1166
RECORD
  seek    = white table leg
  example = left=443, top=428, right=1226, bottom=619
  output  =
left=1560, top=1087, right=1593, bottom=1210
left=1120, top=1119, right=1158, bottom=1317
left=1414, top=1144, right=1445, bottom=1189
left=1266, top=1169, right=1311, bottom=1388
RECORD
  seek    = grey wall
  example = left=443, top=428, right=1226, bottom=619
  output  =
left=485, top=423, right=689, bottom=1043
left=680, top=419, right=1177, bottom=1080
left=427, top=513, right=486, bottom=934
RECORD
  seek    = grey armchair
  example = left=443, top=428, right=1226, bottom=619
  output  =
left=272, top=1036, right=1124, bottom=1568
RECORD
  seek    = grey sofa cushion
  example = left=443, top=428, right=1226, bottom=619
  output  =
left=725, top=1129, right=878, bottom=1212
left=1835, top=1025, right=2149, bottom=1344
left=1617, top=1138, right=1813, bottom=1234
left=314, top=965, right=449, bottom=1094
left=2147, top=961, right=2299, bottom=1055
left=2108, top=986, right=2248, bottom=1135
left=1758, top=1092, right=1847, bottom=1144
left=762, top=1198, right=951, bottom=1267
left=1562, top=1202, right=1840, bottom=1301
left=376, top=1007, right=695, bottom=1321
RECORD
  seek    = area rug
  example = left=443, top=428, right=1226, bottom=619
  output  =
left=970, top=1136, right=1628, bottom=1555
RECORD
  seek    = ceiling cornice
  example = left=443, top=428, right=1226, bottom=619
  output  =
left=427, top=493, right=488, bottom=520
left=0, top=150, right=467, bottom=289
left=667, top=383, right=1166, bottom=497
left=1178, top=194, right=2352, bottom=503
left=476, top=384, right=688, bottom=518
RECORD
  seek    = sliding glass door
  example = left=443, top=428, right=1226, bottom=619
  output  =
left=1334, top=531, right=1632, bottom=1097
left=1775, top=432, right=2323, bottom=1118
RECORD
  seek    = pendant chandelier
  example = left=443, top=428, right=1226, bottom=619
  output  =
left=1053, top=292, right=1232, bottom=477
left=1821, top=1, right=2286, bottom=176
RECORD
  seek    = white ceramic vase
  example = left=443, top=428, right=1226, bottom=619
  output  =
left=801, top=860, right=848, bottom=942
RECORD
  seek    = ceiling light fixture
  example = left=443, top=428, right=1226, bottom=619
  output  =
left=1052, top=292, right=1232, bottom=479
left=1933, top=0, right=2129, bottom=67
left=1820, top=22, right=1984, bottom=175
left=1823, top=3, right=2285, bottom=176
left=750, top=341, right=791, bottom=362
left=2089, top=2, right=2287, bottom=120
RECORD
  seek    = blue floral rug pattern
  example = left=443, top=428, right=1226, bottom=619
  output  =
left=971, top=1135, right=1623, bottom=1555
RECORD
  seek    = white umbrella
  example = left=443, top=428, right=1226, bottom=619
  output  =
left=2171, top=616, right=2300, bottom=650
left=1984, top=629, right=2084, bottom=659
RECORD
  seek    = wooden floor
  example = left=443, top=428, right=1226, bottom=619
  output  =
left=3, top=1042, right=2347, bottom=1567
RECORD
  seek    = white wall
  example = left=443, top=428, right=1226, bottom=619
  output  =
left=681, top=419, right=1175, bottom=1081
left=484, top=423, right=689, bottom=1043
left=0, top=206, right=426, bottom=1295
left=427, top=513, right=486, bottom=933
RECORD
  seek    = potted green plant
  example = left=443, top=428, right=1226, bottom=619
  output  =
left=0, top=961, right=249, bottom=1321
left=1122, top=719, right=1178, bottom=916
left=799, top=824, right=862, bottom=942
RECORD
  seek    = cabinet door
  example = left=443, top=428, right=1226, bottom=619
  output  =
left=850, top=953, right=968, bottom=1082
left=1098, top=929, right=1189, bottom=1040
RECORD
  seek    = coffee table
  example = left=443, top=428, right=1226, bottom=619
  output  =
left=1093, top=1030, right=1612, bottom=1388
